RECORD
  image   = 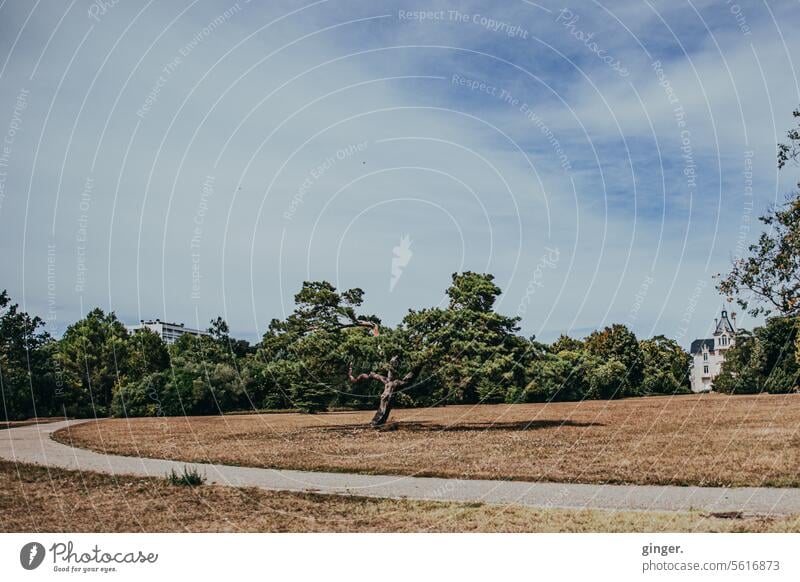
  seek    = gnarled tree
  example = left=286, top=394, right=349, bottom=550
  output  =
left=348, top=355, right=419, bottom=426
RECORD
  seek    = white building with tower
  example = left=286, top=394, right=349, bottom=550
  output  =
left=126, top=319, right=209, bottom=345
left=689, top=308, right=737, bottom=392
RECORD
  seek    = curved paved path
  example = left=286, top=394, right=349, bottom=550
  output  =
left=3, top=420, right=800, bottom=516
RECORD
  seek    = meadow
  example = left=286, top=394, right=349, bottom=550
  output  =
left=55, top=393, right=800, bottom=488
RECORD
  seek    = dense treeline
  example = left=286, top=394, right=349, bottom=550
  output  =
left=2, top=274, right=696, bottom=421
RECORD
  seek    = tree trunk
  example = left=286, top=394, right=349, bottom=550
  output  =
left=370, top=381, right=397, bottom=426
left=349, top=357, right=418, bottom=427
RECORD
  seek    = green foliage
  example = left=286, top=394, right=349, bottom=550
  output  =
left=714, top=331, right=759, bottom=394
left=640, top=370, right=683, bottom=395
left=165, top=334, right=245, bottom=415
left=290, top=380, right=331, bottom=413
left=282, top=281, right=378, bottom=335
left=587, top=358, right=628, bottom=399
left=127, top=328, right=170, bottom=378
left=208, top=316, right=253, bottom=359
left=111, top=368, right=161, bottom=418
left=166, top=466, right=206, bottom=486
left=12, top=274, right=773, bottom=420
left=715, top=318, right=799, bottom=394
left=57, top=308, right=131, bottom=416
left=110, top=317, right=254, bottom=418
left=258, top=334, right=333, bottom=413
left=446, top=271, right=504, bottom=312
left=754, top=317, right=799, bottom=393
left=256, top=280, right=384, bottom=412
left=402, top=272, right=522, bottom=405
left=0, top=290, right=56, bottom=420
left=527, top=350, right=595, bottom=402
left=584, top=324, right=644, bottom=395
left=522, top=328, right=684, bottom=402
left=640, top=335, right=691, bottom=394
left=549, top=334, right=584, bottom=354
left=250, top=357, right=293, bottom=410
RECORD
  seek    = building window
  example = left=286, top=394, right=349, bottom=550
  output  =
left=703, top=365, right=709, bottom=374
left=703, top=353, right=708, bottom=361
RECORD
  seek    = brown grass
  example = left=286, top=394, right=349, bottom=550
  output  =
left=2, top=461, right=798, bottom=532
left=56, top=393, right=800, bottom=488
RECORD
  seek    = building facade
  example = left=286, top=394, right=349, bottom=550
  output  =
left=689, top=308, right=737, bottom=392
left=126, top=319, right=209, bottom=345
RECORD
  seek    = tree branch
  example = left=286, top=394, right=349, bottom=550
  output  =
left=347, top=361, right=386, bottom=384
left=346, top=319, right=380, bottom=336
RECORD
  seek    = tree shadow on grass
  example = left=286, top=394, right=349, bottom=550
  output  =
left=317, top=419, right=603, bottom=433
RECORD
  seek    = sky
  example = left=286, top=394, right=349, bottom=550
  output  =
left=1, top=0, right=799, bottom=347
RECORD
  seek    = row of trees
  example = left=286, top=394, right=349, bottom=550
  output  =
left=0, top=294, right=250, bottom=420
left=1, top=274, right=693, bottom=424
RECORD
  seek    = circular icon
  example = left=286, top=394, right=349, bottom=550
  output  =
left=20, top=542, right=46, bottom=570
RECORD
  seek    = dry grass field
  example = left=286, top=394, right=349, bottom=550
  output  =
left=2, top=461, right=798, bottom=533
left=55, top=393, right=800, bottom=488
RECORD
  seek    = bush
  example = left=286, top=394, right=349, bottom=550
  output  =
left=587, top=359, right=627, bottom=399
left=111, top=372, right=169, bottom=417
left=188, top=362, right=244, bottom=414
left=166, top=466, right=206, bottom=486
left=523, top=351, right=592, bottom=402
left=290, top=380, right=331, bottom=413
left=640, top=370, right=689, bottom=395
left=763, top=366, right=799, bottom=394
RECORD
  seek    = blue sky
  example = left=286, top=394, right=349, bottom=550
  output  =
left=1, top=0, right=799, bottom=346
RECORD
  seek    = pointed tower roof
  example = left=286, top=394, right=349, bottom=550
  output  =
left=714, top=307, right=735, bottom=335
